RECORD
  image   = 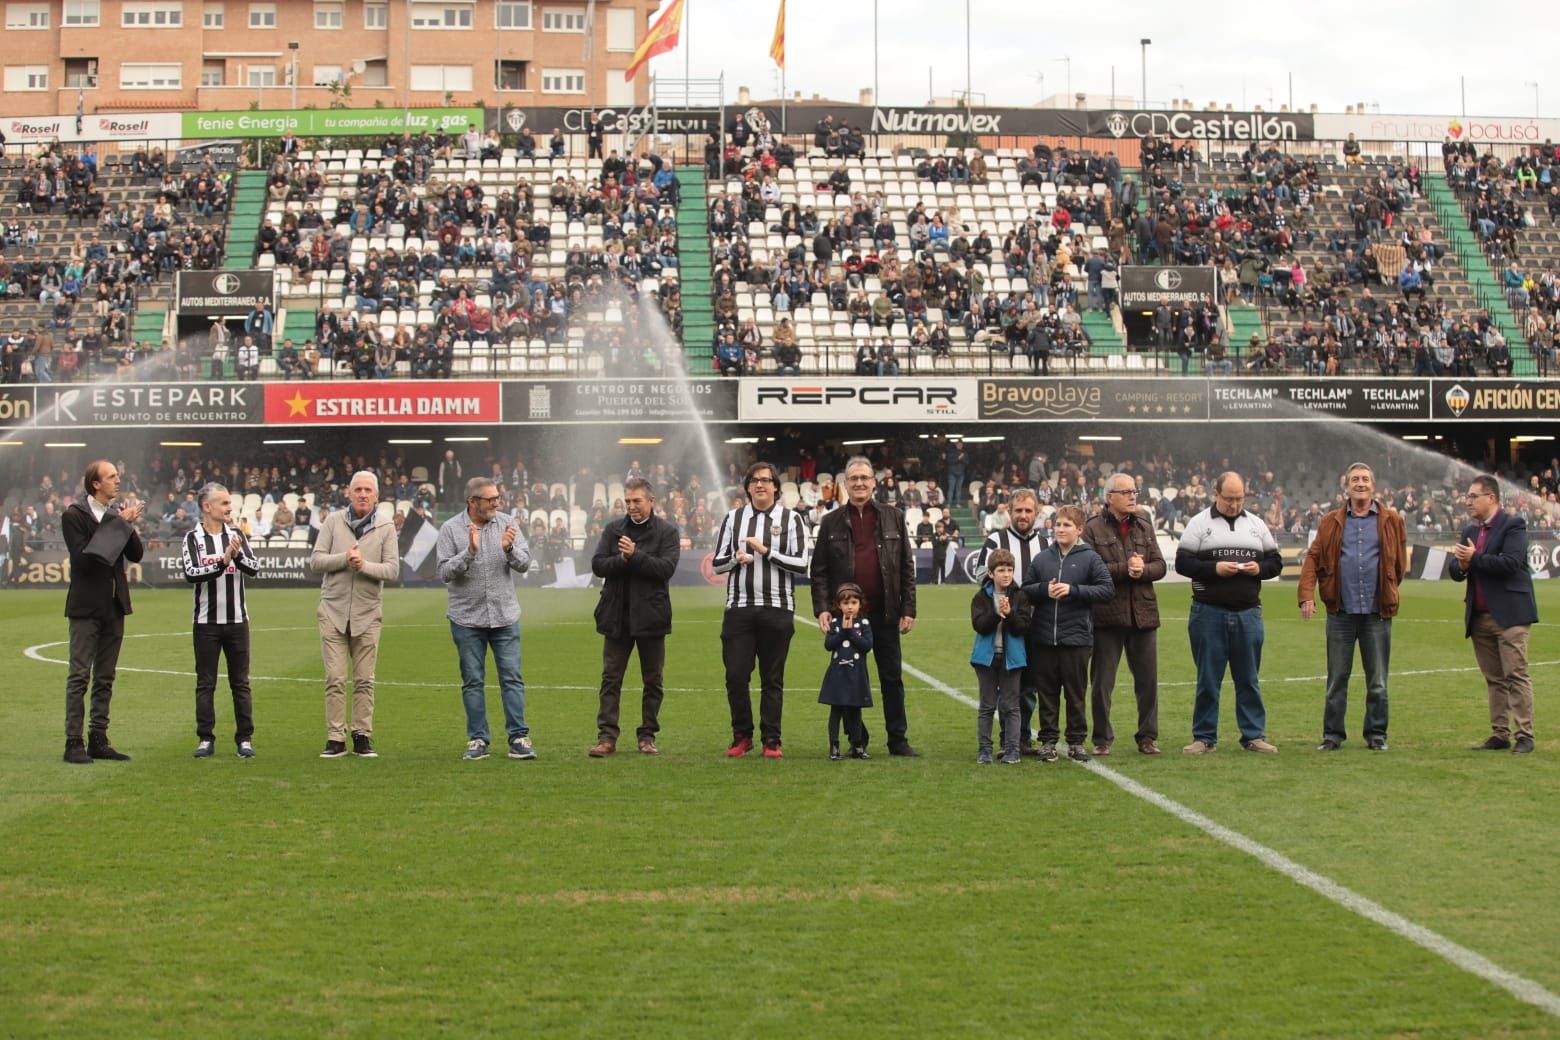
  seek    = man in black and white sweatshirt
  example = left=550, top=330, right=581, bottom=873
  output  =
left=1174, top=471, right=1283, bottom=756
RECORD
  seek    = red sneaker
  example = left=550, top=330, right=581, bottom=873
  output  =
left=762, top=743, right=784, bottom=759
left=725, top=736, right=754, bottom=758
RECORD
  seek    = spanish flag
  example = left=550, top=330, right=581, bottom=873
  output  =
left=623, top=0, right=685, bottom=82
left=769, top=0, right=785, bottom=69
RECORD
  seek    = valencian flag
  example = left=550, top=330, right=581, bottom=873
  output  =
left=769, top=0, right=785, bottom=68
left=623, top=0, right=685, bottom=82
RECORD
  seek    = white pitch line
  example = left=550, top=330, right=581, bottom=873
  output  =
left=903, top=656, right=1560, bottom=1020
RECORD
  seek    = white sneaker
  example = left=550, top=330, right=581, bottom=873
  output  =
left=508, top=736, right=536, bottom=760
left=462, top=739, right=490, bottom=761
left=236, top=741, right=256, bottom=759
left=192, top=740, right=215, bottom=759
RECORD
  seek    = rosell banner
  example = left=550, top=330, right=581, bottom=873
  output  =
left=0, top=111, right=182, bottom=145
left=739, top=378, right=979, bottom=423
left=263, top=381, right=501, bottom=425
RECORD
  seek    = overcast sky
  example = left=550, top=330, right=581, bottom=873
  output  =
left=645, top=1, right=1557, bottom=118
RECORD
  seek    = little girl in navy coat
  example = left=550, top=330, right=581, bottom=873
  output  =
left=819, top=583, right=874, bottom=760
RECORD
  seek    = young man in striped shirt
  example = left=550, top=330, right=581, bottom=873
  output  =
left=182, top=483, right=260, bottom=759
left=713, top=461, right=811, bottom=758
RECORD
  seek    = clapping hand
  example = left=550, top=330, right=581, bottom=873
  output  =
left=1127, top=552, right=1145, bottom=579
left=502, top=523, right=518, bottom=552
left=1452, top=539, right=1476, bottom=568
left=346, top=544, right=364, bottom=570
left=618, top=534, right=636, bottom=558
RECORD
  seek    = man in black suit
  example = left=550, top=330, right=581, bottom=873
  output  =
left=809, top=456, right=919, bottom=756
left=62, top=460, right=145, bottom=764
left=1451, top=474, right=1539, bottom=754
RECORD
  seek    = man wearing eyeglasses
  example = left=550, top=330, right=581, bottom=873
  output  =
left=437, top=477, right=535, bottom=762
left=713, top=462, right=811, bottom=758
left=1451, top=475, right=1538, bottom=754
left=1175, top=472, right=1283, bottom=754
left=811, top=456, right=920, bottom=756
left=1085, top=473, right=1167, bottom=756
left=1298, top=463, right=1407, bottom=753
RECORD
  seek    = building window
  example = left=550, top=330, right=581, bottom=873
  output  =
left=200, top=59, right=225, bottom=85
left=121, top=62, right=183, bottom=89
left=64, top=57, right=99, bottom=87
left=540, top=8, right=584, bottom=32
left=202, top=1, right=222, bottom=25
left=495, top=0, right=529, bottom=29
left=63, top=0, right=101, bottom=26
left=363, top=2, right=386, bottom=27
left=496, top=59, right=527, bottom=90
left=540, top=68, right=584, bottom=93
left=4, top=3, right=50, bottom=29
left=122, top=2, right=184, bottom=27
left=410, top=64, right=472, bottom=91
left=313, top=1, right=341, bottom=28
left=3, top=65, right=50, bottom=91
left=312, top=64, right=342, bottom=85
left=361, top=58, right=387, bottom=85
left=247, top=2, right=274, bottom=27
left=409, top=4, right=471, bottom=29
left=247, top=64, right=276, bottom=86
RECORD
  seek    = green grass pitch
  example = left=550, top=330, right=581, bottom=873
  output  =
left=2, top=581, right=1558, bottom=1038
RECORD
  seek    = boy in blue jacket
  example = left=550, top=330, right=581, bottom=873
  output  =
left=1022, top=506, right=1114, bottom=762
left=970, top=549, right=1034, bottom=765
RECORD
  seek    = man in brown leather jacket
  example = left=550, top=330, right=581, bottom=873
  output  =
left=810, top=456, right=919, bottom=756
left=1084, top=473, right=1167, bottom=756
left=1297, top=463, right=1407, bottom=752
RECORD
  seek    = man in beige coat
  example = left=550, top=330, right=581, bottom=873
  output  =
left=312, top=471, right=400, bottom=758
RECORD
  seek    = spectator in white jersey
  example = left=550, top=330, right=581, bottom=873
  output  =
left=1174, top=472, right=1283, bottom=755
left=181, top=482, right=260, bottom=759
left=973, top=488, right=1048, bottom=754
left=713, top=461, right=811, bottom=758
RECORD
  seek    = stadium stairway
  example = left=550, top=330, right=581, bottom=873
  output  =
left=132, top=302, right=168, bottom=347
left=1424, top=174, right=1531, bottom=372
left=675, top=166, right=715, bottom=374
left=1227, top=305, right=1265, bottom=357
left=222, top=170, right=271, bottom=271
left=1080, top=308, right=1124, bottom=353
left=280, top=305, right=315, bottom=349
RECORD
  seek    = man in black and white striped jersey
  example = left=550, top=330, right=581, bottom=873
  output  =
left=713, top=461, right=811, bottom=759
left=181, top=483, right=260, bottom=760
left=974, top=488, right=1048, bottom=754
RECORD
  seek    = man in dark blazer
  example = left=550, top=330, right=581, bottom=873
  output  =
left=587, top=477, right=680, bottom=758
left=1450, top=474, right=1539, bottom=754
left=62, top=460, right=145, bottom=764
left=810, top=456, right=919, bottom=756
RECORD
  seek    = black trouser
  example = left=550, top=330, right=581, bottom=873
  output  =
left=65, top=614, right=124, bottom=741
left=194, top=621, right=254, bottom=744
left=867, top=612, right=911, bottom=748
left=828, top=706, right=866, bottom=749
left=722, top=606, right=796, bottom=746
left=1035, top=645, right=1091, bottom=745
left=595, top=634, right=665, bottom=744
left=1090, top=626, right=1160, bottom=746
left=997, top=629, right=1041, bottom=747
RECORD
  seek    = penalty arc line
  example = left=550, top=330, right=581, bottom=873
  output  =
left=898, top=658, right=1560, bottom=1020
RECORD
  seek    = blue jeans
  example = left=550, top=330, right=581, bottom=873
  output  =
left=1322, top=612, right=1391, bottom=743
left=1188, top=602, right=1266, bottom=746
left=450, top=621, right=527, bottom=744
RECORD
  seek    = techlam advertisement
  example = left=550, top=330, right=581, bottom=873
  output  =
left=263, top=381, right=501, bottom=425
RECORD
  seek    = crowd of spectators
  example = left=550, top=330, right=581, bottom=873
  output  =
left=1446, top=137, right=1560, bottom=373
left=10, top=436, right=1560, bottom=588
left=259, top=129, right=685, bottom=378
left=703, top=118, right=1109, bottom=375
left=2, top=141, right=229, bottom=382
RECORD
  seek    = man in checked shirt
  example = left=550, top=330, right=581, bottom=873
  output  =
left=437, top=476, right=536, bottom=762
left=713, top=461, right=811, bottom=759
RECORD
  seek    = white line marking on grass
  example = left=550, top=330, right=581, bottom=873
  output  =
left=903, top=655, right=1560, bottom=1020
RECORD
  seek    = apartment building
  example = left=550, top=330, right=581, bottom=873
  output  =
left=1, top=0, right=659, bottom=116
